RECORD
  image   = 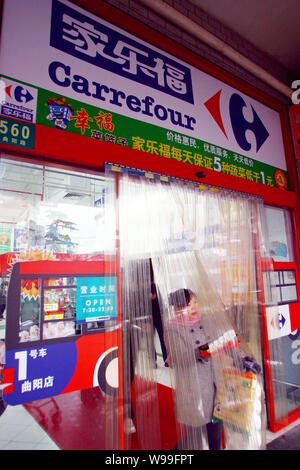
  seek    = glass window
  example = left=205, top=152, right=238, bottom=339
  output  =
left=276, top=269, right=298, bottom=304
left=0, top=154, right=115, bottom=258
left=40, top=166, right=114, bottom=255
left=0, top=159, right=43, bottom=195
left=44, top=287, right=77, bottom=320
left=44, top=277, right=76, bottom=287
left=42, top=321, right=76, bottom=339
left=264, top=206, right=300, bottom=419
left=265, top=205, right=294, bottom=262
left=281, top=285, right=297, bottom=303
left=19, top=278, right=41, bottom=342
left=264, top=269, right=298, bottom=306
left=0, top=154, right=116, bottom=339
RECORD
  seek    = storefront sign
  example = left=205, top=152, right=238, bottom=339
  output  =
left=0, top=77, right=37, bottom=123
left=267, top=305, right=292, bottom=340
left=4, top=342, right=77, bottom=405
left=76, top=276, right=118, bottom=323
left=0, top=116, right=35, bottom=149
left=0, top=0, right=289, bottom=188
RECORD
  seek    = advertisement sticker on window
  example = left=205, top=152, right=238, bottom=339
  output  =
left=76, top=276, right=118, bottom=323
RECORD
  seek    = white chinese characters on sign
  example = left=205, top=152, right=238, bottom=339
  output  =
left=61, top=14, right=188, bottom=96
left=22, top=376, right=54, bottom=393
left=80, top=283, right=116, bottom=295
left=15, top=348, right=55, bottom=394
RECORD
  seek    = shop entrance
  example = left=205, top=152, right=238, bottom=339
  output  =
left=0, top=156, right=294, bottom=449
left=110, top=165, right=273, bottom=450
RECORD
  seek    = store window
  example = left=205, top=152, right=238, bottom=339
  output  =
left=264, top=204, right=300, bottom=421
left=19, top=278, right=41, bottom=342
left=264, top=269, right=299, bottom=306
left=265, top=205, right=295, bottom=262
left=19, top=276, right=78, bottom=343
left=0, top=154, right=115, bottom=341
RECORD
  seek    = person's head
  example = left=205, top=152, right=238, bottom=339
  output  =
left=150, top=282, right=157, bottom=300
left=168, top=289, right=199, bottom=318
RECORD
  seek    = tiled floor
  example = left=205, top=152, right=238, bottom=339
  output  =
left=0, top=402, right=59, bottom=450
left=1, top=352, right=299, bottom=450
left=0, top=355, right=170, bottom=451
left=266, top=418, right=300, bottom=448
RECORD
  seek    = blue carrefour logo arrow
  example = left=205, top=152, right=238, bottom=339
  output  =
left=279, top=313, right=286, bottom=328
left=229, top=93, right=269, bottom=152
left=14, top=85, right=34, bottom=103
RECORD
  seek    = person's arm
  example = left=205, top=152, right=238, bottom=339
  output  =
left=165, top=326, right=198, bottom=369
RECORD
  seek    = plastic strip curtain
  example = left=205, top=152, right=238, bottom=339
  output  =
left=105, top=163, right=287, bottom=450
left=147, top=178, right=267, bottom=450
left=106, top=165, right=162, bottom=450
left=96, top=170, right=122, bottom=450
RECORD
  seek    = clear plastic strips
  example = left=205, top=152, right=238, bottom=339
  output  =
left=105, top=164, right=288, bottom=450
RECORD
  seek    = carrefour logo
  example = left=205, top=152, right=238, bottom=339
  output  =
left=4, top=84, right=34, bottom=104
left=205, top=90, right=269, bottom=153
left=0, top=78, right=37, bottom=123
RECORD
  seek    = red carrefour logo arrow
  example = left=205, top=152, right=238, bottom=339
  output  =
left=5, top=85, right=12, bottom=98
left=204, top=89, right=228, bottom=139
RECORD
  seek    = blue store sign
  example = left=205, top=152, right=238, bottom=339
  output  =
left=76, top=276, right=118, bottom=323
